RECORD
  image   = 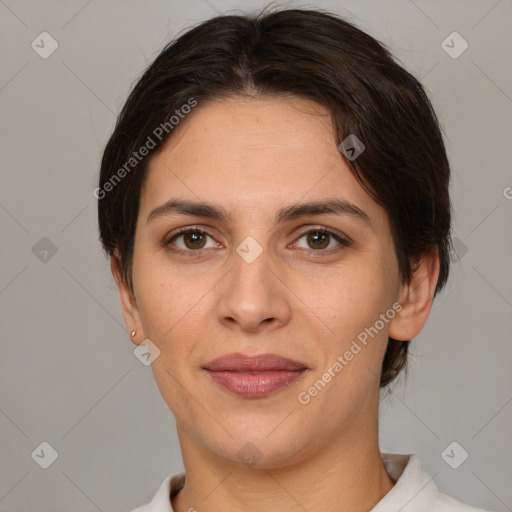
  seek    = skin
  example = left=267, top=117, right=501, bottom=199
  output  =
left=113, top=95, right=440, bottom=512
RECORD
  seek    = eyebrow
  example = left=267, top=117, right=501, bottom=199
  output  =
left=147, top=198, right=372, bottom=229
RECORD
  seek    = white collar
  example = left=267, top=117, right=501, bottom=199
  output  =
left=131, top=452, right=488, bottom=511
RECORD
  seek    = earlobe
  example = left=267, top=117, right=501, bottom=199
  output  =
left=388, top=247, right=440, bottom=342
left=111, top=255, right=145, bottom=344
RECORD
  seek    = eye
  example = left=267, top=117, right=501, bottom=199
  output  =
left=164, top=226, right=349, bottom=255
left=165, top=228, right=220, bottom=252
left=292, top=228, right=349, bottom=252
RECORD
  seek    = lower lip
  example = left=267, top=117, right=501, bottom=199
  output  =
left=206, top=370, right=307, bottom=398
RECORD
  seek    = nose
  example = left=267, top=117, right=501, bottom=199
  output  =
left=216, top=244, right=292, bottom=333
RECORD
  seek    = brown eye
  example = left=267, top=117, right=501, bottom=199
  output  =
left=182, top=232, right=207, bottom=249
left=293, top=228, right=349, bottom=252
left=166, top=229, right=218, bottom=252
left=306, top=231, right=330, bottom=250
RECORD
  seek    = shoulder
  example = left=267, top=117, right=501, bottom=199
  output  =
left=127, top=472, right=185, bottom=512
left=429, top=490, right=492, bottom=512
left=375, top=452, right=493, bottom=512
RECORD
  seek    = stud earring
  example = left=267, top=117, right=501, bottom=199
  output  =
left=131, top=330, right=136, bottom=337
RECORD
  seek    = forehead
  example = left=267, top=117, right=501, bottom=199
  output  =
left=156, top=95, right=337, bottom=169
left=139, top=96, right=386, bottom=228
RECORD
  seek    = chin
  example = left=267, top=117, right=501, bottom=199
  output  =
left=202, top=424, right=315, bottom=471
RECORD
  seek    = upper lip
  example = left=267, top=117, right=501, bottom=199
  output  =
left=203, top=353, right=308, bottom=372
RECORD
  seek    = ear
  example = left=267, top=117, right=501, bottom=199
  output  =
left=111, top=253, right=145, bottom=345
left=388, top=247, right=440, bottom=341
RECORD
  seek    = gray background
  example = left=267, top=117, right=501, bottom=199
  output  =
left=1, top=0, right=511, bottom=510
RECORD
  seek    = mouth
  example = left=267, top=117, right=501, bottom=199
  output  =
left=202, top=352, right=309, bottom=398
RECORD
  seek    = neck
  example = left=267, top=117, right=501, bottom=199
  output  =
left=172, top=415, right=395, bottom=512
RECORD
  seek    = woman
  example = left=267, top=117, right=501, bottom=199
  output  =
left=97, top=8, right=492, bottom=512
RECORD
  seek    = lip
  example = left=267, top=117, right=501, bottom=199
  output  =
left=203, top=353, right=309, bottom=398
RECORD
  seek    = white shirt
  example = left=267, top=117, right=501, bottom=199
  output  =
left=129, top=452, right=491, bottom=511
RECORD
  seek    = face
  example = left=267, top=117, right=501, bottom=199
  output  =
left=121, top=96, right=409, bottom=468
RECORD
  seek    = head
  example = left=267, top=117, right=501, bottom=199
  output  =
left=98, top=8, right=450, bottom=467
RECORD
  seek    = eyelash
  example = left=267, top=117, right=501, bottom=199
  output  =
left=164, top=226, right=350, bottom=257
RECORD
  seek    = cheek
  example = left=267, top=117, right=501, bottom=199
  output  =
left=294, top=256, right=397, bottom=398
left=131, top=255, right=218, bottom=410
left=133, top=263, right=209, bottom=416
left=132, top=249, right=206, bottom=340
left=296, top=261, right=392, bottom=338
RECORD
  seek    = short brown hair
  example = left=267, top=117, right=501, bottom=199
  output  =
left=98, top=8, right=451, bottom=388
